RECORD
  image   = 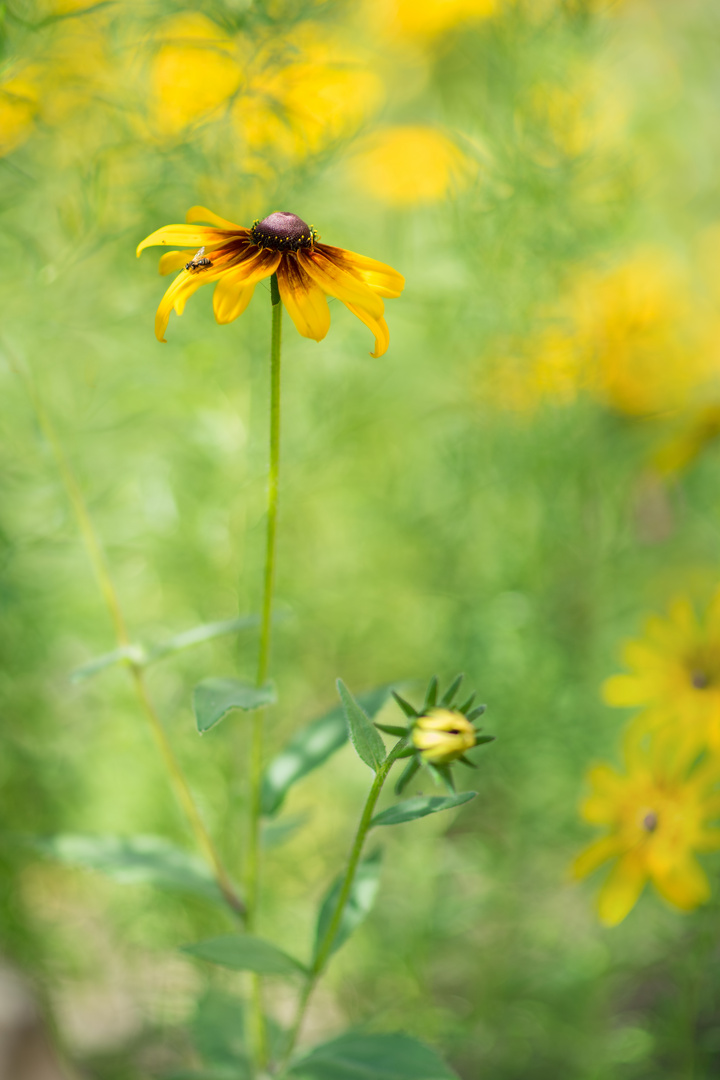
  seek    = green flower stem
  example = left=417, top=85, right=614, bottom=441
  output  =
left=246, top=273, right=283, bottom=1072
left=8, top=352, right=245, bottom=917
left=281, top=741, right=407, bottom=1068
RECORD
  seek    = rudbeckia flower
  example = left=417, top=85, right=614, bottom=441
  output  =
left=572, top=740, right=720, bottom=926
left=136, top=207, right=404, bottom=354
left=603, top=592, right=720, bottom=754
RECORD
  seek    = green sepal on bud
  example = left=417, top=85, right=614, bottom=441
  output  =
left=387, top=674, right=494, bottom=795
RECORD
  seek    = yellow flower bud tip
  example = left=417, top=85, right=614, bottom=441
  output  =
left=412, top=708, right=477, bottom=763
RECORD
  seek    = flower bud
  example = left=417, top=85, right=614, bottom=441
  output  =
left=412, top=708, right=477, bottom=763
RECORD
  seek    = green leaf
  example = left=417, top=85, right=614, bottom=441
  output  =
left=288, top=1031, right=459, bottom=1080
left=371, top=792, right=477, bottom=827
left=182, top=934, right=306, bottom=976
left=32, top=834, right=227, bottom=904
left=261, top=686, right=391, bottom=816
left=71, top=615, right=261, bottom=682
left=70, top=644, right=145, bottom=682
left=189, top=989, right=250, bottom=1078
left=145, top=615, right=260, bottom=663
left=193, top=678, right=276, bottom=734
left=374, top=723, right=408, bottom=737
left=337, top=680, right=386, bottom=772
left=261, top=813, right=309, bottom=849
left=314, top=850, right=382, bottom=962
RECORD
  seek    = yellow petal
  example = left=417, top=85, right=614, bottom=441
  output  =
left=597, top=851, right=647, bottom=926
left=213, top=280, right=256, bottom=325
left=652, top=855, right=710, bottom=911
left=571, top=834, right=622, bottom=879
left=342, top=300, right=390, bottom=358
left=212, top=249, right=281, bottom=323
left=602, top=674, right=651, bottom=707
left=276, top=256, right=331, bottom=342
left=137, top=224, right=230, bottom=257
left=300, top=250, right=385, bottom=319
left=186, top=204, right=244, bottom=229
left=159, top=249, right=196, bottom=275
left=154, top=271, right=203, bottom=341
left=320, top=244, right=405, bottom=299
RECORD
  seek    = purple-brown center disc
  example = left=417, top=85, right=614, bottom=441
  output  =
left=251, top=211, right=314, bottom=252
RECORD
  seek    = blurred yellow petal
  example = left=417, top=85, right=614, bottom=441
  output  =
left=652, top=855, right=710, bottom=911
left=602, top=674, right=649, bottom=707
left=597, top=852, right=646, bottom=926
left=276, top=258, right=331, bottom=342
left=349, top=125, right=471, bottom=206
left=572, top=835, right=621, bottom=879
left=300, top=250, right=384, bottom=319
left=342, top=301, right=390, bottom=358
left=186, top=205, right=244, bottom=229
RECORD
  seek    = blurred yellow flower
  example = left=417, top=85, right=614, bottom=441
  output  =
left=150, top=14, right=241, bottom=135
left=0, top=65, right=41, bottom=157
left=413, top=709, right=477, bottom=763
left=137, top=207, right=404, bottom=353
left=372, top=0, right=496, bottom=39
left=603, top=592, right=720, bottom=754
left=349, top=125, right=471, bottom=205
left=573, top=742, right=720, bottom=926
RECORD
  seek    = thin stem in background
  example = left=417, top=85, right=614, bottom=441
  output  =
left=246, top=272, right=283, bottom=1073
left=7, top=349, right=245, bottom=918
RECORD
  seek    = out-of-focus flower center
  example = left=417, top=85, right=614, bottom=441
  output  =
left=251, top=211, right=315, bottom=252
left=642, top=810, right=659, bottom=832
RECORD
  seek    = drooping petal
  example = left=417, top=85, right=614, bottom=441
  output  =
left=317, top=243, right=405, bottom=298
left=299, top=249, right=385, bottom=319
left=652, top=854, right=710, bottom=911
left=276, top=255, right=331, bottom=342
left=571, top=834, right=622, bottom=879
left=186, top=204, right=246, bottom=230
left=342, top=300, right=390, bottom=358
left=155, top=271, right=204, bottom=341
left=159, top=249, right=196, bottom=275
left=597, top=851, right=647, bottom=926
left=212, top=250, right=280, bottom=324
left=137, top=224, right=232, bottom=257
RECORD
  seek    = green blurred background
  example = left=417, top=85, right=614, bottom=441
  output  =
left=4, top=0, right=720, bottom=1076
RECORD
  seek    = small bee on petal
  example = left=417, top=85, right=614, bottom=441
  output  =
left=185, top=246, right=212, bottom=272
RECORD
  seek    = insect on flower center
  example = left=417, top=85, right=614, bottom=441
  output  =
left=251, top=211, right=316, bottom=252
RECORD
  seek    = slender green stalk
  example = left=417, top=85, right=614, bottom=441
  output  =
left=8, top=350, right=244, bottom=918
left=281, top=743, right=406, bottom=1068
left=246, top=273, right=283, bottom=1073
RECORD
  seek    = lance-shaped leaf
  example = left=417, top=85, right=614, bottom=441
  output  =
left=146, top=615, right=260, bottom=664
left=313, top=850, right=382, bottom=962
left=337, top=680, right=386, bottom=772
left=261, top=686, right=391, bottom=816
left=193, top=678, right=276, bottom=734
left=71, top=644, right=146, bottom=682
left=371, top=792, right=477, bottom=828
left=182, top=934, right=306, bottom=976
left=288, top=1031, right=460, bottom=1080
left=32, top=834, right=228, bottom=904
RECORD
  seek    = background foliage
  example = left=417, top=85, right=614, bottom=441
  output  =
left=3, top=0, right=720, bottom=1076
